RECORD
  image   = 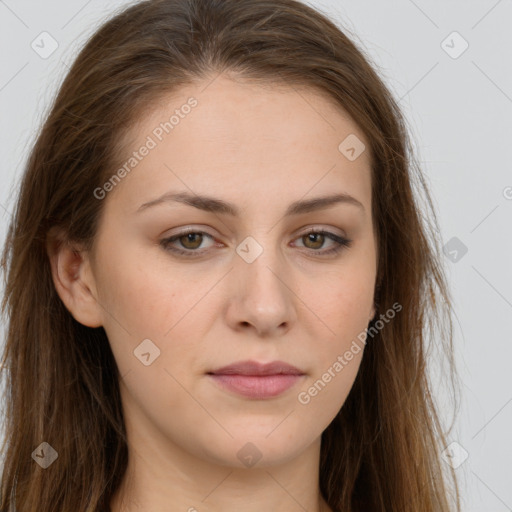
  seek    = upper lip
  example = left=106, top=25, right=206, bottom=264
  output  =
left=208, top=360, right=305, bottom=376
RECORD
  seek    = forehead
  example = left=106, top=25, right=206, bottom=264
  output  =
left=109, top=74, right=372, bottom=214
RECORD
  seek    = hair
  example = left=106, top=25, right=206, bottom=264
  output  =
left=0, top=0, right=461, bottom=510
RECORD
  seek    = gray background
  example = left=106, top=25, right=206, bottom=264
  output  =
left=1, top=1, right=511, bottom=510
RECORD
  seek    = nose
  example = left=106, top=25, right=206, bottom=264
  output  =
left=224, top=242, right=298, bottom=338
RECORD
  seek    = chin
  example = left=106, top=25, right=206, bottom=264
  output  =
left=193, top=427, right=315, bottom=469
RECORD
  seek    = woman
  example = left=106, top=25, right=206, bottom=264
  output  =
left=0, top=0, right=461, bottom=510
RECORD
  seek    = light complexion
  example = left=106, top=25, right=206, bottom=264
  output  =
left=48, top=73, right=377, bottom=512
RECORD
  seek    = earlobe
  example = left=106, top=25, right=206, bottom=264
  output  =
left=370, top=282, right=381, bottom=321
left=46, top=229, right=103, bottom=328
left=369, top=304, right=376, bottom=322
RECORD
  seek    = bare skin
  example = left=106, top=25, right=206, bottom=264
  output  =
left=48, top=73, right=377, bottom=512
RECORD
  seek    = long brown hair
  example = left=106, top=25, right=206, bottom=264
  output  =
left=0, top=0, right=461, bottom=510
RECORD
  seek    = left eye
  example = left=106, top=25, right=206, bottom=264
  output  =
left=160, top=230, right=217, bottom=254
left=160, top=228, right=352, bottom=257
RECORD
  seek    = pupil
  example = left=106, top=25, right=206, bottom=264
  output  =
left=306, top=233, right=323, bottom=248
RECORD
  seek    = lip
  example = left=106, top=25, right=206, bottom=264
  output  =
left=209, top=360, right=304, bottom=376
left=207, top=360, right=305, bottom=399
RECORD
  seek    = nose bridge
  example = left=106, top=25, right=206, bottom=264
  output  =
left=236, top=231, right=287, bottom=296
left=229, top=231, right=296, bottom=334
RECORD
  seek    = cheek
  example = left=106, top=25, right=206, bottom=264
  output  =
left=315, top=271, right=374, bottom=338
left=96, top=252, right=216, bottom=377
left=294, top=320, right=364, bottom=436
left=306, top=235, right=376, bottom=332
left=306, top=270, right=373, bottom=404
left=296, top=278, right=371, bottom=424
left=96, top=243, right=182, bottom=333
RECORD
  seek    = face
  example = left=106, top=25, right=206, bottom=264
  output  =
left=73, top=74, right=377, bottom=469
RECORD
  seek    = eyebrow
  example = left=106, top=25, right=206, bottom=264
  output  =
left=136, top=191, right=365, bottom=216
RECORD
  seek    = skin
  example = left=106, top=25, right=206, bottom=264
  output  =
left=48, top=73, right=377, bottom=512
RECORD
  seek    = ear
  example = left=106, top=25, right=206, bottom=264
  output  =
left=46, top=227, right=103, bottom=328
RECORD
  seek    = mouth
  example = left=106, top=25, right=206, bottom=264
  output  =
left=206, top=360, right=306, bottom=399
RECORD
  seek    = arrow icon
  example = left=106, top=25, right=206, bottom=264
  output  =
left=440, top=31, right=469, bottom=59
left=236, top=441, right=263, bottom=467
left=134, top=339, right=161, bottom=365
left=31, top=442, right=58, bottom=468
left=31, top=31, right=59, bottom=59
left=236, top=237, right=263, bottom=263
left=338, top=134, right=365, bottom=161
left=443, top=237, right=467, bottom=263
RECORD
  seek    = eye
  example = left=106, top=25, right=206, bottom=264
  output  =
left=292, top=228, right=352, bottom=256
left=160, top=227, right=352, bottom=258
left=160, top=229, right=216, bottom=256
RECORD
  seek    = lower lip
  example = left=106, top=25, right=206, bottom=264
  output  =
left=208, top=374, right=304, bottom=399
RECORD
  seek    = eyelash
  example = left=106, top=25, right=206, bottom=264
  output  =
left=159, top=227, right=352, bottom=258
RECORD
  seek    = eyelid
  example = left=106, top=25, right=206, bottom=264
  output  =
left=164, top=224, right=346, bottom=240
left=295, top=224, right=347, bottom=238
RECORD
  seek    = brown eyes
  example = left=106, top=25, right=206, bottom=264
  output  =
left=160, top=228, right=352, bottom=258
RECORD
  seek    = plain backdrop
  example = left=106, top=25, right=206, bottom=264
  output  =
left=1, top=1, right=511, bottom=510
